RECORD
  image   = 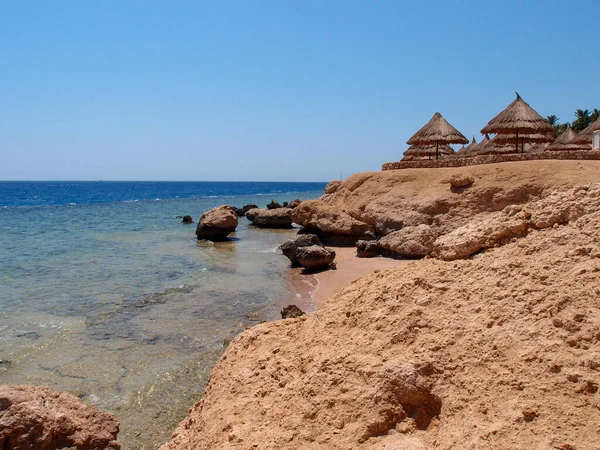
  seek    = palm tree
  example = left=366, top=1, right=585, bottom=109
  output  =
left=546, top=115, right=561, bottom=137
left=572, top=109, right=591, bottom=132
left=591, top=108, right=600, bottom=123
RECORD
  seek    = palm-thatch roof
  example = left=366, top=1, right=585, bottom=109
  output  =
left=463, top=134, right=490, bottom=156
left=546, top=125, right=591, bottom=151
left=456, top=136, right=477, bottom=155
left=492, top=132, right=554, bottom=145
left=481, top=92, right=554, bottom=136
left=475, top=136, right=519, bottom=155
left=580, top=116, right=600, bottom=137
left=402, top=144, right=456, bottom=160
left=407, top=112, right=468, bottom=146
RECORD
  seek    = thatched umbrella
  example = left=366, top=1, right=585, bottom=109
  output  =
left=579, top=116, right=600, bottom=137
left=481, top=92, right=554, bottom=153
left=546, top=125, right=591, bottom=151
left=466, top=134, right=490, bottom=156
left=476, top=136, right=520, bottom=155
left=407, top=112, right=468, bottom=159
left=457, top=136, right=477, bottom=155
left=402, top=143, right=456, bottom=160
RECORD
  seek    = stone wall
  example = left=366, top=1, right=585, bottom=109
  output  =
left=382, top=151, right=600, bottom=171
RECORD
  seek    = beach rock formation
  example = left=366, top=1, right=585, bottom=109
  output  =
left=433, top=183, right=600, bottom=260
left=195, top=206, right=238, bottom=241
left=245, top=208, right=293, bottom=228
left=279, top=234, right=322, bottom=267
left=291, top=200, right=375, bottom=245
left=355, top=239, right=378, bottom=258
left=181, top=215, right=194, bottom=224
left=0, top=385, right=120, bottom=449
left=443, top=174, right=475, bottom=189
left=161, top=181, right=600, bottom=449
left=294, top=245, right=336, bottom=271
left=315, top=160, right=600, bottom=237
left=378, top=224, right=438, bottom=258
left=280, top=305, right=305, bottom=319
left=287, top=198, right=302, bottom=209
left=266, top=200, right=282, bottom=210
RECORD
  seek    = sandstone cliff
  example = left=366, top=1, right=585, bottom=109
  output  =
left=162, top=161, right=600, bottom=449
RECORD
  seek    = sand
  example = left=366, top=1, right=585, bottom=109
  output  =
left=287, top=247, right=410, bottom=311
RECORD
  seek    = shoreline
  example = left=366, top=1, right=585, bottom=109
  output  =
left=284, top=247, right=410, bottom=312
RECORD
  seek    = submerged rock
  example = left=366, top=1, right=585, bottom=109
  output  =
left=279, top=234, right=322, bottom=267
left=182, top=215, right=194, bottom=224
left=280, top=305, right=306, bottom=319
left=195, top=206, right=238, bottom=241
left=0, top=385, right=120, bottom=449
left=266, top=200, right=282, bottom=210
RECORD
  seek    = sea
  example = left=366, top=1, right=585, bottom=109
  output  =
left=0, top=181, right=327, bottom=449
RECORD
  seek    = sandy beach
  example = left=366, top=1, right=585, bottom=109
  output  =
left=286, top=247, right=410, bottom=311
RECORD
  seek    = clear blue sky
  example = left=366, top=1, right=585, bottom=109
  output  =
left=1, top=1, right=598, bottom=181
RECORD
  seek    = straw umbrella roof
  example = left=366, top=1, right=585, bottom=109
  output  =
left=492, top=131, right=554, bottom=145
left=407, top=112, right=469, bottom=146
left=465, top=134, right=490, bottom=155
left=580, top=116, right=600, bottom=137
left=481, top=92, right=554, bottom=135
left=475, top=136, right=518, bottom=155
left=402, top=144, right=456, bottom=160
left=457, top=136, right=477, bottom=155
left=546, top=126, right=591, bottom=151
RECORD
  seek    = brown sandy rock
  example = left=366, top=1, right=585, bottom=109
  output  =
left=266, top=200, right=282, bottom=210
left=355, top=239, right=378, bottom=258
left=279, top=234, right=322, bottom=267
left=0, top=385, right=120, bottom=449
left=287, top=198, right=302, bottom=209
left=378, top=224, right=437, bottom=258
left=291, top=200, right=375, bottom=245
left=246, top=208, right=293, bottom=228
left=195, top=206, right=238, bottom=241
left=433, top=184, right=600, bottom=260
left=280, top=305, right=305, bottom=319
left=443, top=174, right=475, bottom=189
left=295, top=245, right=336, bottom=271
left=161, top=186, right=600, bottom=449
left=318, top=160, right=600, bottom=237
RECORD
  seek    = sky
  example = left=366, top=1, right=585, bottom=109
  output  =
left=1, top=1, right=599, bottom=181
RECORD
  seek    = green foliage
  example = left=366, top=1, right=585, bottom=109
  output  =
left=547, top=107, right=599, bottom=135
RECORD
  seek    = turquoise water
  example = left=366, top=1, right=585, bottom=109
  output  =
left=0, top=183, right=325, bottom=448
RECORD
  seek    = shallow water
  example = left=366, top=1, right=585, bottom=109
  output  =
left=0, top=182, right=325, bottom=448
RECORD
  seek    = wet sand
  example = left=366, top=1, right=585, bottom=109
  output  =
left=286, top=247, right=411, bottom=311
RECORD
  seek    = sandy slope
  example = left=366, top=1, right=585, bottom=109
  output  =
left=161, top=161, right=600, bottom=449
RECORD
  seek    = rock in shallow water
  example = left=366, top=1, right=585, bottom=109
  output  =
left=245, top=208, right=293, bottom=228
left=295, top=245, right=336, bottom=272
left=279, top=234, right=322, bottom=267
left=280, top=305, right=306, bottom=319
left=195, top=206, right=238, bottom=241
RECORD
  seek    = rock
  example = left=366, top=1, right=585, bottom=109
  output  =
left=356, top=240, right=379, bottom=258
left=0, top=385, right=120, bottom=449
left=230, top=207, right=245, bottom=217
left=266, top=200, right=282, bottom=210
left=281, top=305, right=306, bottom=319
left=246, top=208, right=293, bottom=228
left=378, top=224, right=437, bottom=258
left=295, top=245, right=336, bottom=272
left=181, top=215, right=194, bottom=224
left=195, top=206, right=239, bottom=241
left=444, top=174, right=475, bottom=189
left=325, top=180, right=343, bottom=194
left=279, top=234, right=322, bottom=267
left=287, top=199, right=302, bottom=209
left=291, top=200, right=375, bottom=245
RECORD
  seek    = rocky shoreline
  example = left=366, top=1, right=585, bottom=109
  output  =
left=3, top=160, right=600, bottom=449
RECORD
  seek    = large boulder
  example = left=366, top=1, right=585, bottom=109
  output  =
left=356, top=240, right=379, bottom=258
left=279, top=234, right=322, bottom=267
left=378, top=224, right=438, bottom=258
left=294, top=245, right=336, bottom=272
left=291, top=200, right=375, bottom=245
left=0, top=385, right=120, bottom=449
left=195, top=206, right=238, bottom=241
left=246, top=208, right=293, bottom=228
